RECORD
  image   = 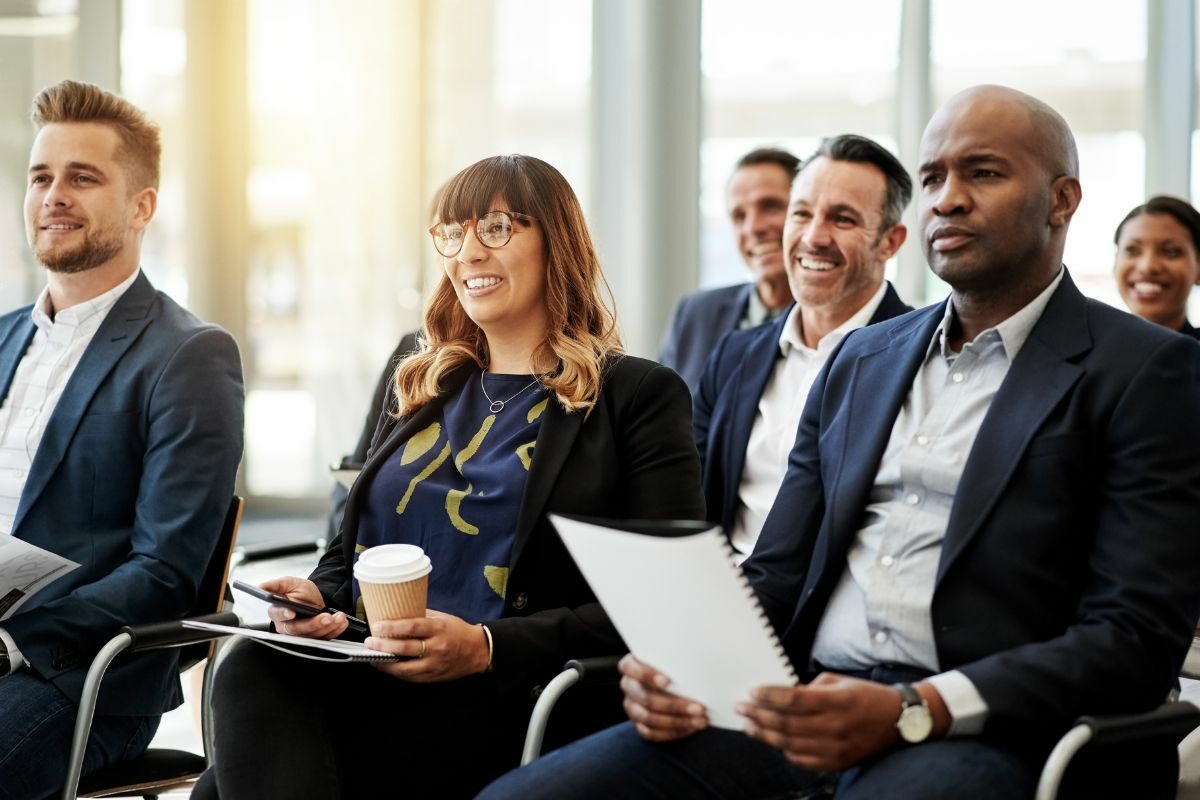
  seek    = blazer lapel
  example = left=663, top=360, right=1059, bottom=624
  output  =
left=0, top=315, right=36, bottom=404
left=510, top=392, right=582, bottom=567
left=936, top=276, right=1090, bottom=580
left=15, top=275, right=156, bottom=533
left=724, top=315, right=789, bottom=520
left=822, top=306, right=944, bottom=558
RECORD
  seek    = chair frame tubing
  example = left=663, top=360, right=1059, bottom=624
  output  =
left=62, top=632, right=136, bottom=800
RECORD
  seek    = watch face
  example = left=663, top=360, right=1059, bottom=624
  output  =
left=897, top=704, right=934, bottom=743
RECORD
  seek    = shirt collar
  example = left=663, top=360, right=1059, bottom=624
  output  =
left=930, top=266, right=1065, bottom=362
left=744, top=284, right=788, bottom=328
left=780, top=280, right=890, bottom=357
left=31, top=268, right=141, bottom=333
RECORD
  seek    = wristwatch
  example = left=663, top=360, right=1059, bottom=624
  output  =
left=893, top=683, right=933, bottom=744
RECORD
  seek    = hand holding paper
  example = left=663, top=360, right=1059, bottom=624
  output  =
left=618, top=653, right=709, bottom=742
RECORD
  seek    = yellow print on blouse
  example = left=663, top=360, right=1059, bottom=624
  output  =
left=484, top=565, right=509, bottom=599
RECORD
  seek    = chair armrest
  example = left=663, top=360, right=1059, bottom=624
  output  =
left=1037, top=702, right=1200, bottom=800
left=121, top=611, right=242, bottom=653
left=561, top=656, right=621, bottom=687
left=1077, top=701, right=1200, bottom=746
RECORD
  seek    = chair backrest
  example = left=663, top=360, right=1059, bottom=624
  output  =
left=180, top=496, right=244, bottom=668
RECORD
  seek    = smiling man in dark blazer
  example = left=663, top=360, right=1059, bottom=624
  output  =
left=694, top=135, right=912, bottom=559
left=479, top=86, right=1200, bottom=800
left=659, top=147, right=800, bottom=392
left=0, top=82, right=243, bottom=800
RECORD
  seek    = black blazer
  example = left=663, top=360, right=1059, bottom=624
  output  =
left=746, top=271, right=1200, bottom=754
left=694, top=282, right=911, bottom=534
left=310, top=354, right=704, bottom=696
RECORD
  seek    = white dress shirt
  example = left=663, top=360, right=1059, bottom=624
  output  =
left=0, top=269, right=140, bottom=672
left=730, top=281, right=889, bottom=561
left=810, top=268, right=1064, bottom=735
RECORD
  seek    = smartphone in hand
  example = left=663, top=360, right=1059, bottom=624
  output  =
left=231, top=579, right=368, bottom=633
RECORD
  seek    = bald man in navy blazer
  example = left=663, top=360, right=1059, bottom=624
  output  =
left=0, top=81, right=243, bottom=800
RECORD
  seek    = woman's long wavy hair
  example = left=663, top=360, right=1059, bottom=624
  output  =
left=394, top=155, right=622, bottom=417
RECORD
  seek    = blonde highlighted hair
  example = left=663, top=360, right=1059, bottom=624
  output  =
left=31, top=80, right=161, bottom=192
left=395, top=155, right=622, bottom=416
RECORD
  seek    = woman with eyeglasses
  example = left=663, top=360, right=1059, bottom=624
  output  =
left=1113, top=195, right=1200, bottom=339
left=199, top=155, right=704, bottom=799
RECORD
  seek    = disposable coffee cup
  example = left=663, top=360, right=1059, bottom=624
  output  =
left=354, top=544, right=432, bottom=630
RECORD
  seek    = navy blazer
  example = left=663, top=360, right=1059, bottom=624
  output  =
left=694, top=282, right=911, bottom=534
left=0, top=272, right=243, bottom=715
left=745, top=270, right=1200, bottom=754
left=658, top=283, right=753, bottom=393
left=310, top=355, right=704, bottom=698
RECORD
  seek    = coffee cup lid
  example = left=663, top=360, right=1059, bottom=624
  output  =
left=353, top=544, right=432, bottom=583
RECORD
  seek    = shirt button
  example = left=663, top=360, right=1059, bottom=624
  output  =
left=951, top=372, right=964, bottom=384
left=905, top=493, right=920, bottom=505
left=22, top=408, right=35, bottom=417
left=873, top=630, right=889, bottom=644
left=916, top=435, right=929, bottom=446
left=880, top=555, right=895, bottom=567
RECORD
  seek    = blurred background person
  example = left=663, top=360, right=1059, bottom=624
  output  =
left=1113, top=195, right=1200, bottom=339
left=659, top=147, right=799, bottom=391
left=199, top=154, right=703, bottom=800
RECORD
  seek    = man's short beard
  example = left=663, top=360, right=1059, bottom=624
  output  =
left=34, top=230, right=124, bottom=274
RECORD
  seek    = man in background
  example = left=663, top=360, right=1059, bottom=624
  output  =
left=0, top=81, right=243, bottom=799
left=659, top=147, right=798, bottom=391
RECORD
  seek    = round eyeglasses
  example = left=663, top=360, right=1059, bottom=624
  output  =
left=428, top=210, right=537, bottom=258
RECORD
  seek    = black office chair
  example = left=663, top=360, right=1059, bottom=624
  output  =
left=61, top=496, right=245, bottom=800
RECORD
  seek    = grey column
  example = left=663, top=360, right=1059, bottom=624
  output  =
left=895, top=0, right=932, bottom=306
left=75, top=0, right=121, bottom=91
left=591, top=0, right=701, bottom=358
left=1145, top=0, right=1195, bottom=199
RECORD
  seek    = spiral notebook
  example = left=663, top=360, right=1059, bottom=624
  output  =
left=551, top=514, right=798, bottom=729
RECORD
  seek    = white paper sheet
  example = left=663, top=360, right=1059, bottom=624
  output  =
left=551, top=514, right=797, bottom=729
left=0, top=537, right=79, bottom=620
left=182, top=619, right=400, bottom=661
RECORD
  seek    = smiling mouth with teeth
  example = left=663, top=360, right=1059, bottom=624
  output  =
left=465, top=276, right=502, bottom=290
left=43, top=224, right=82, bottom=231
left=798, top=256, right=839, bottom=272
left=749, top=242, right=781, bottom=257
left=1131, top=281, right=1165, bottom=296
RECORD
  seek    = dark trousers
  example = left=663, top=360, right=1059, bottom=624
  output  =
left=202, top=639, right=537, bottom=800
left=478, top=664, right=1039, bottom=800
left=0, top=672, right=158, bottom=800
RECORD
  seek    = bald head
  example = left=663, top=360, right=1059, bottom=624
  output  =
left=916, top=85, right=1083, bottom=303
left=932, top=85, right=1079, bottom=181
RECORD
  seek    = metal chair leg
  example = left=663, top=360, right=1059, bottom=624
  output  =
left=521, top=665, right=583, bottom=765
left=62, top=632, right=134, bottom=800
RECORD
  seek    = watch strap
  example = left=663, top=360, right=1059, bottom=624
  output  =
left=894, top=682, right=923, bottom=709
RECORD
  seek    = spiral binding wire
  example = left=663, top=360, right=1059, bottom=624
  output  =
left=719, top=532, right=799, bottom=683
